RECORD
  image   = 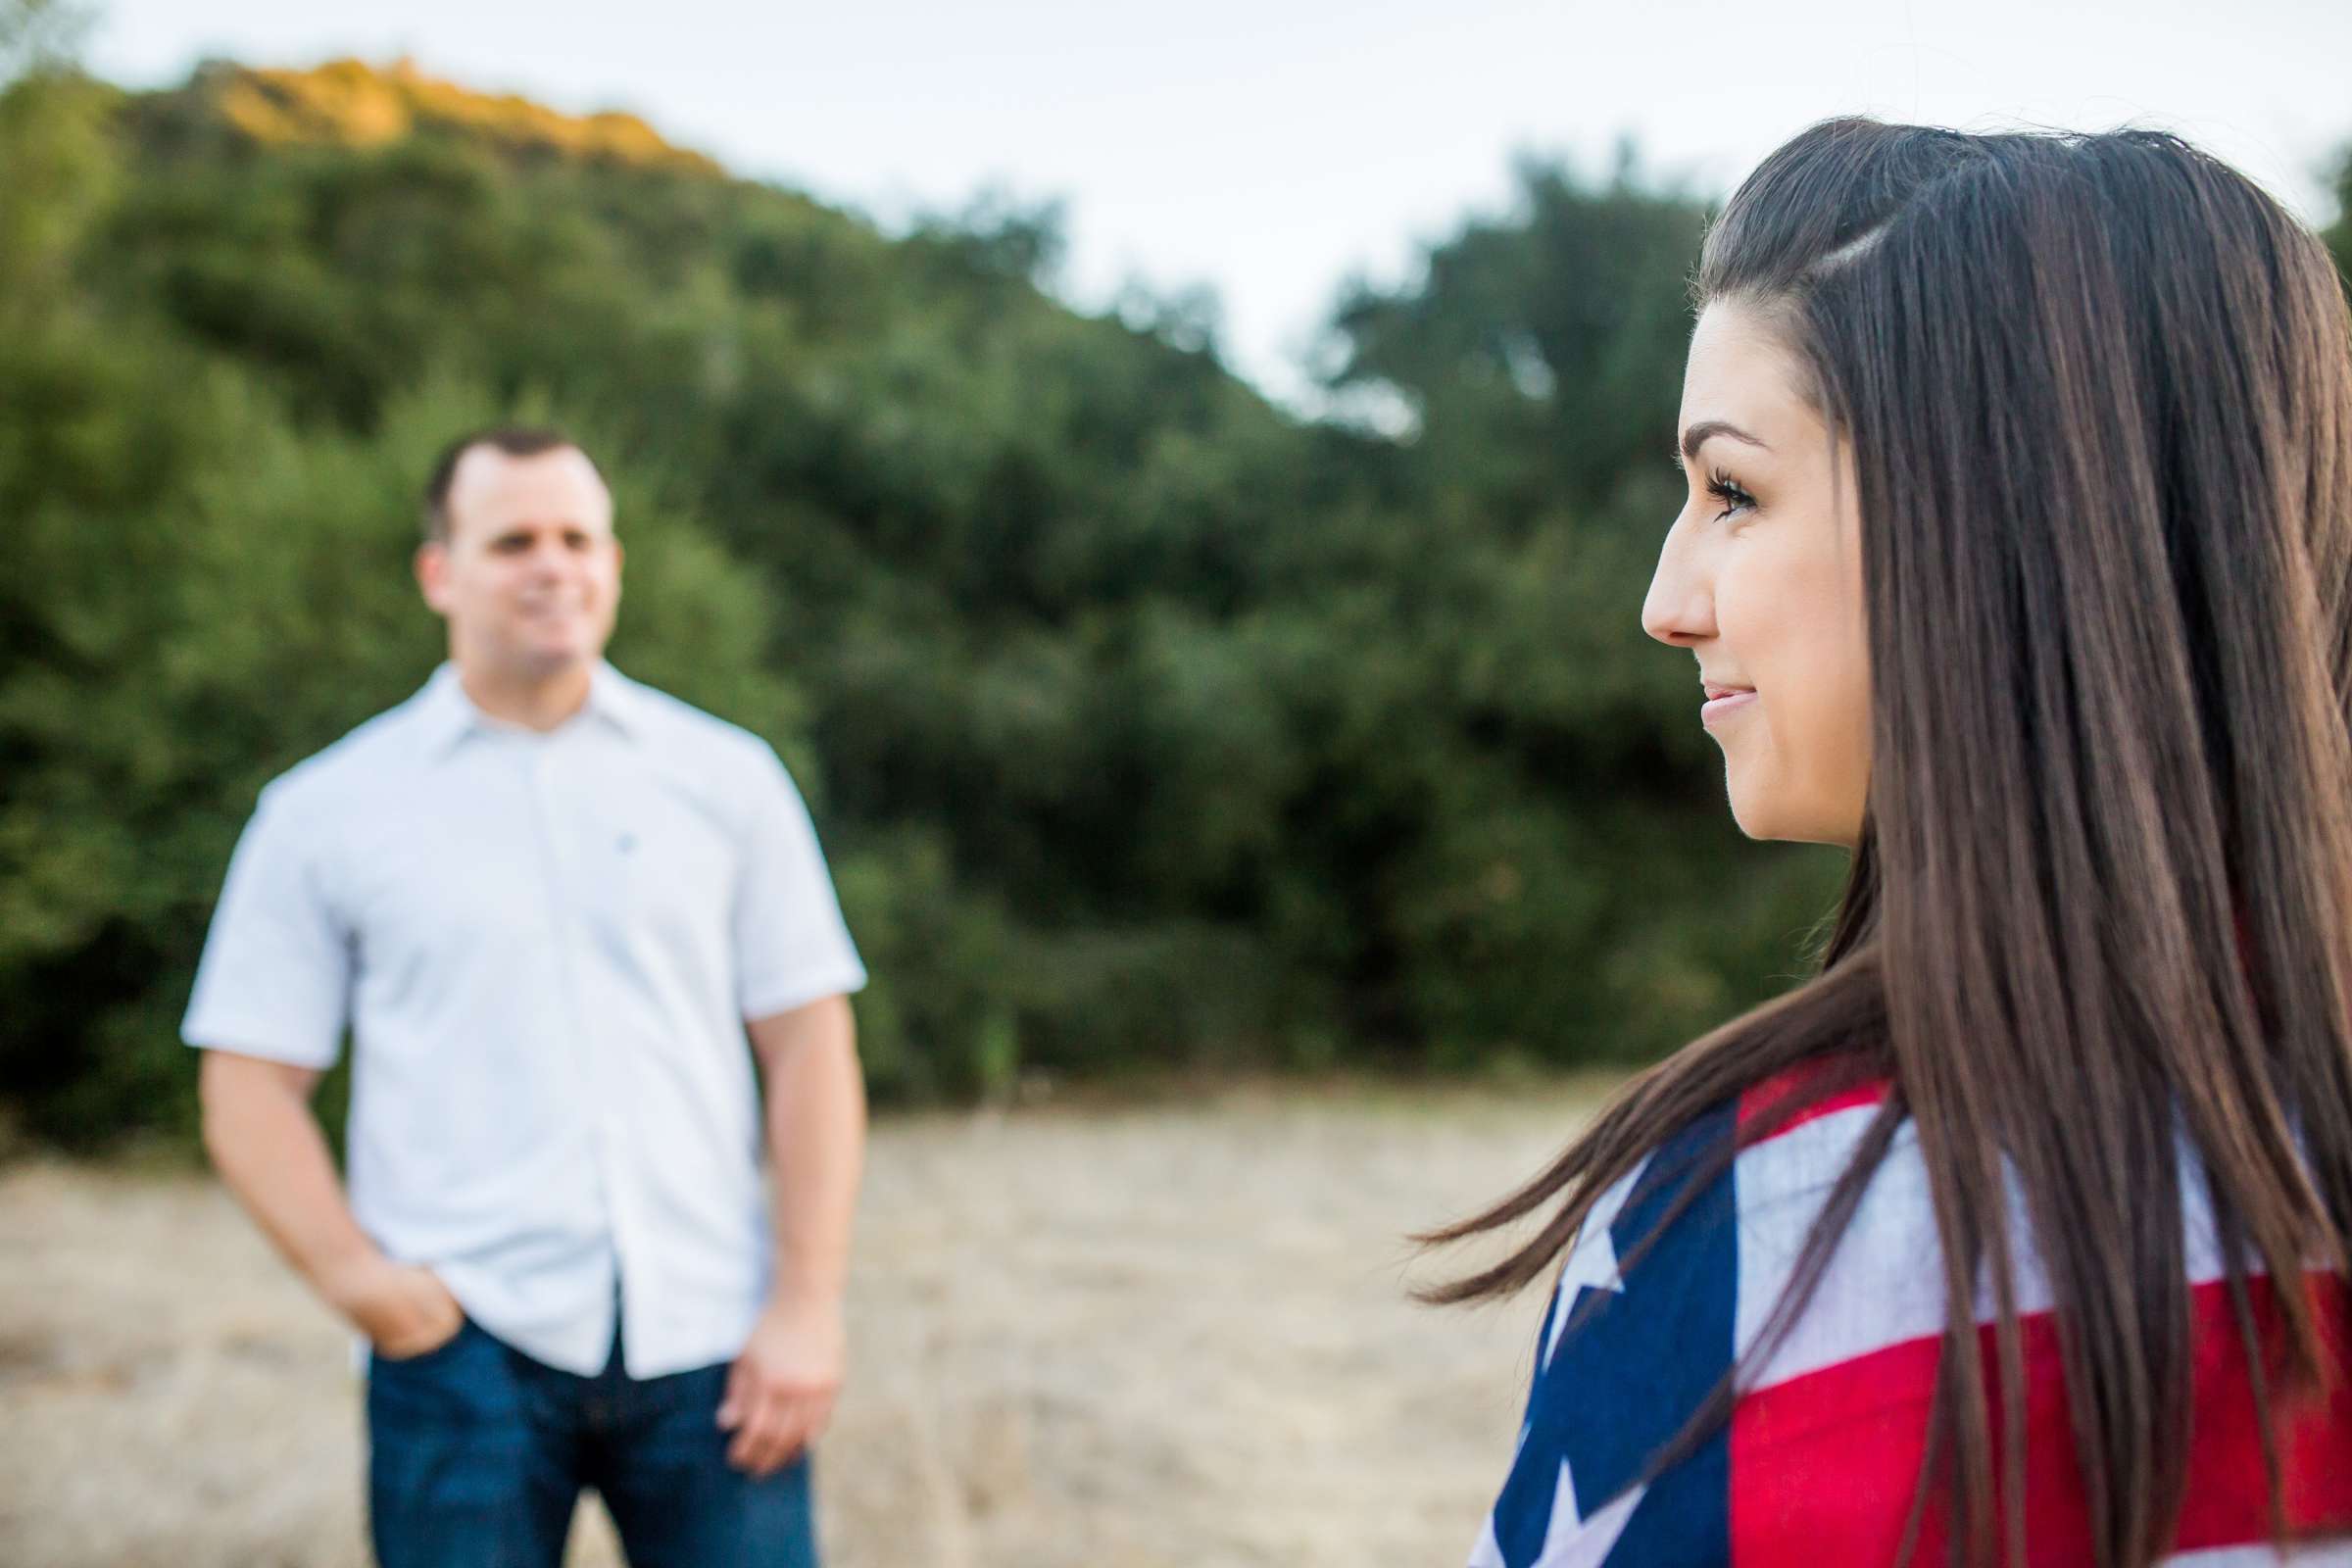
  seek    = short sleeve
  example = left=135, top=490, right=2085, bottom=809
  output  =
left=181, top=787, right=353, bottom=1069
left=733, top=745, right=866, bottom=1020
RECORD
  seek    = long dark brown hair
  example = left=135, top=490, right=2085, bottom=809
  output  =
left=1424, top=119, right=2352, bottom=1566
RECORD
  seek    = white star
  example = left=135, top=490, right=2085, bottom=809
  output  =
left=1539, top=1459, right=1644, bottom=1568
left=1542, top=1158, right=1645, bottom=1368
left=1552, top=1214, right=1624, bottom=1298
left=1466, top=1461, right=1645, bottom=1568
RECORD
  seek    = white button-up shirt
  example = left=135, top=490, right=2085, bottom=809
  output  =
left=182, top=662, right=866, bottom=1377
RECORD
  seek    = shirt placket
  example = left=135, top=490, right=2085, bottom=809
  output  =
left=521, top=732, right=631, bottom=1371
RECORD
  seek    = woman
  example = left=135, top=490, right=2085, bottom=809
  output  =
left=1433, top=119, right=2352, bottom=1567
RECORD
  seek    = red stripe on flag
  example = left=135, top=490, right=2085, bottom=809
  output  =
left=1738, top=1060, right=1894, bottom=1145
left=1730, top=1275, right=2352, bottom=1566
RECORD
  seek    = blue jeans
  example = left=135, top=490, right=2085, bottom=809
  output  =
left=366, top=1317, right=819, bottom=1568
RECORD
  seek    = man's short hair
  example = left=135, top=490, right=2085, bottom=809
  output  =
left=420, top=426, right=603, bottom=543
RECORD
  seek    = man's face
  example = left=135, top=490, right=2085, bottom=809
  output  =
left=416, top=445, right=622, bottom=682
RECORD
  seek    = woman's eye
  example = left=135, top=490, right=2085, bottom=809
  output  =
left=1706, top=470, right=1756, bottom=520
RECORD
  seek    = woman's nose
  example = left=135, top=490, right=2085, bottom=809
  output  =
left=1642, top=526, right=1713, bottom=648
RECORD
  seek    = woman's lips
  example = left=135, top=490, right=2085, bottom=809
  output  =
left=1701, top=689, right=1758, bottom=727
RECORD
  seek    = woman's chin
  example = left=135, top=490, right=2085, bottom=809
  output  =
left=1725, top=794, right=1777, bottom=842
left=1722, top=760, right=1769, bottom=839
left=1726, top=787, right=1862, bottom=849
left=1723, top=768, right=1802, bottom=844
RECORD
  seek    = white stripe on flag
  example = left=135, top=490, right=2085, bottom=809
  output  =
left=1733, top=1104, right=2232, bottom=1394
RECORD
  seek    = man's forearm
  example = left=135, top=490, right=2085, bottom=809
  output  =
left=749, top=997, right=865, bottom=1307
left=198, top=1051, right=387, bottom=1308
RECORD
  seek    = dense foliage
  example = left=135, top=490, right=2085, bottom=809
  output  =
left=1, top=18, right=1885, bottom=1146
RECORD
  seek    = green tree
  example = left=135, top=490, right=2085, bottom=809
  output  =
left=1, top=51, right=1849, bottom=1148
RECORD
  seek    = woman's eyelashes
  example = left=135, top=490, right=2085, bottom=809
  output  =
left=1705, top=467, right=1756, bottom=521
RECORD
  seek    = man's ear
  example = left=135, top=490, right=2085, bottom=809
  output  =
left=416, top=540, right=453, bottom=614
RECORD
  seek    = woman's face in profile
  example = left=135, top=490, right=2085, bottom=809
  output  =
left=1643, top=299, right=1872, bottom=848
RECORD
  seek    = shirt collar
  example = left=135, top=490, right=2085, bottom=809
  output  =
left=416, top=662, right=644, bottom=757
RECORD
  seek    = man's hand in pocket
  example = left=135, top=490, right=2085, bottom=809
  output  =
left=327, top=1255, right=465, bottom=1359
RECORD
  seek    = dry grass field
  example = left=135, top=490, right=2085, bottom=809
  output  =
left=0, top=1079, right=1607, bottom=1568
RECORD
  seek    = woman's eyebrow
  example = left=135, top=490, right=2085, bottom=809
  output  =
left=1678, top=419, right=1770, bottom=467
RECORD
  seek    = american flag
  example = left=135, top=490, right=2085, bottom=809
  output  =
left=1468, top=1076, right=2352, bottom=1566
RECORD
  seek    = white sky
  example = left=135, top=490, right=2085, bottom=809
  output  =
left=86, top=0, right=2352, bottom=411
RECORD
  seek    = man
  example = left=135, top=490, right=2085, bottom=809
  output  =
left=184, top=427, right=866, bottom=1568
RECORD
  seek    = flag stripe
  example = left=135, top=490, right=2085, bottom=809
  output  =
left=1738, top=1061, right=1893, bottom=1142
left=1729, top=1275, right=2352, bottom=1566
left=1734, top=1100, right=2238, bottom=1393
